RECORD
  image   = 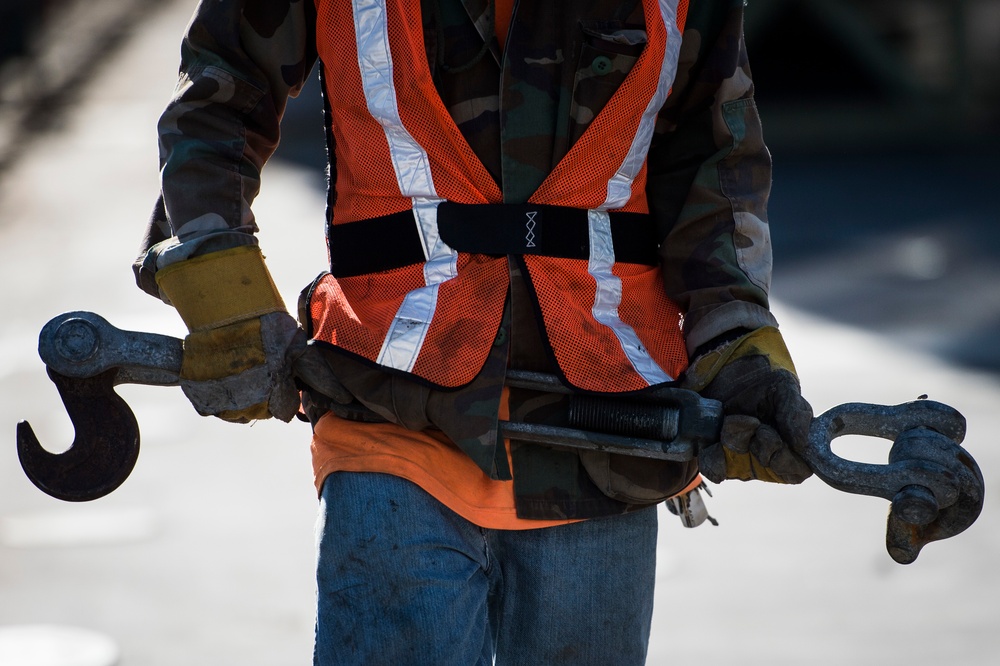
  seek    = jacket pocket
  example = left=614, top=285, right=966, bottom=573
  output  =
left=568, top=23, right=647, bottom=145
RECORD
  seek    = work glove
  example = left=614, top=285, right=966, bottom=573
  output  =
left=683, top=326, right=813, bottom=484
left=156, top=245, right=312, bottom=423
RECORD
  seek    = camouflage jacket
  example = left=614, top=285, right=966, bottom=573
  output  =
left=135, top=0, right=779, bottom=520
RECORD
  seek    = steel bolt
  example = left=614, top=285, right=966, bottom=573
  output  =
left=52, top=318, right=99, bottom=363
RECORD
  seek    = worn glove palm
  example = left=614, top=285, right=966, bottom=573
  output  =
left=683, top=327, right=813, bottom=484
left=156, top=245, right=305, bottom=423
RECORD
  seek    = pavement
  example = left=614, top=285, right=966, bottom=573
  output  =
left=0, top=2, right=997, bottom=664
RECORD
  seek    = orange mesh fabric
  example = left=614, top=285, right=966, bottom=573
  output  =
left=387, top=0, right=502, bottom=204
left=317, top=0, right=500, bottom=223
left=677, top=0, right=690, bottom=32
left=520, top=0, right=688, bottom=390
left=310, top=254, right=509, bottom=388
left=409, top=256, right=509, bottom=383
left=310, top=0, right=688, bottom=391
left=317, top=0, right=407, bottom=223
left=313, top=0, right=506, bottom=388
left=531, top=0, right=667, bottom=209
left=310, top=266, right=424, bottom=360
left=613, top=261, right=688, bottom=378
left=525, top=256, right=687, bottom=391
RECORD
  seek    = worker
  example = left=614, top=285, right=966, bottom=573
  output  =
left=133, top=0, right=814, bottom=663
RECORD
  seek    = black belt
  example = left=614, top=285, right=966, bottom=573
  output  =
left=328, top=203, right=659, bottom=278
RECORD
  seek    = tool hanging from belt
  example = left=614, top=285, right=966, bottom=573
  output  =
left=15, top=311, right=985, bottom=565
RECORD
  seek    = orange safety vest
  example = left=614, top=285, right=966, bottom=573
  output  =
left=307, top=0, right=690, bottom=393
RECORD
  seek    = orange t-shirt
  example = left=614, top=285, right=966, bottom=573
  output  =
left=310, top=388, right=703, bottom=529
left=495, top=0, right=515, bottom=47
left=311, top=389, right=579, bottom=529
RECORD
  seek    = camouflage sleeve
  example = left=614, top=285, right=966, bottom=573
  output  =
left=134, top=0, right=318, bottom=299
left=647, top=0, right=778, bottom=355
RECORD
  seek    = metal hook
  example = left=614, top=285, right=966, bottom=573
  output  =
left=17, top=367, right=140, bottom=502
left=15, top=311, right=183, bottom=502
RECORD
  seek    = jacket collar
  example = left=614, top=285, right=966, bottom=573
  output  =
left=456, top=0, right=502, bottom=64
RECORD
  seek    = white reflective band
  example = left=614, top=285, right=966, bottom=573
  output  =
left=353, top=0, right=458, bottom=371
left=412, top=197, right=454, bottom=270
left=604, top=0, right=683, bottom=209
left=353, top=0, right=436, bottom=198
left=377, top=282, right=440, bottom=372
left=587, top=210, right=672, bottom=385
left=376, top=199, right=458, bottom=372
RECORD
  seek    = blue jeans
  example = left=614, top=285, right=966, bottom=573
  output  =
left=314, top=472, right=658, bottom=665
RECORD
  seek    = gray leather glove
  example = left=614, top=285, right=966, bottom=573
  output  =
left=683, top=326, right=813, bottom=484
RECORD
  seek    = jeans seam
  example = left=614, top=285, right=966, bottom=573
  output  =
left=481, top=527, right=492, bottom=573
left=482, top=527, right=498, bottom=664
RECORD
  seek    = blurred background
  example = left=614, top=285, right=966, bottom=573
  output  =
left=0, top=0, right=997, bottom=664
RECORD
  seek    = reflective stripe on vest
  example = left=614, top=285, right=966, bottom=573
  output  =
left=311, top=0, right=690, bottom=390
left=580, top=0, right=685, bottom=386
left=352, top=0, right=454, bottom=373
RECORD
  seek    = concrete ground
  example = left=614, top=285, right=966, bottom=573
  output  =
left=0, top=2, right=997, bottom=664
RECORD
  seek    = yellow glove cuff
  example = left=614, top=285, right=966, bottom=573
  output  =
left=684, top=326, right=797, bottom=391
left=180, top=318, right=267, bottom=381
left=155, top=246, right=286, bottom=332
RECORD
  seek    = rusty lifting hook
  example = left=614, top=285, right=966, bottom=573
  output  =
left=16, top=312, right=183, bottom=502
left=15, top=311, right=986, bottom=563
